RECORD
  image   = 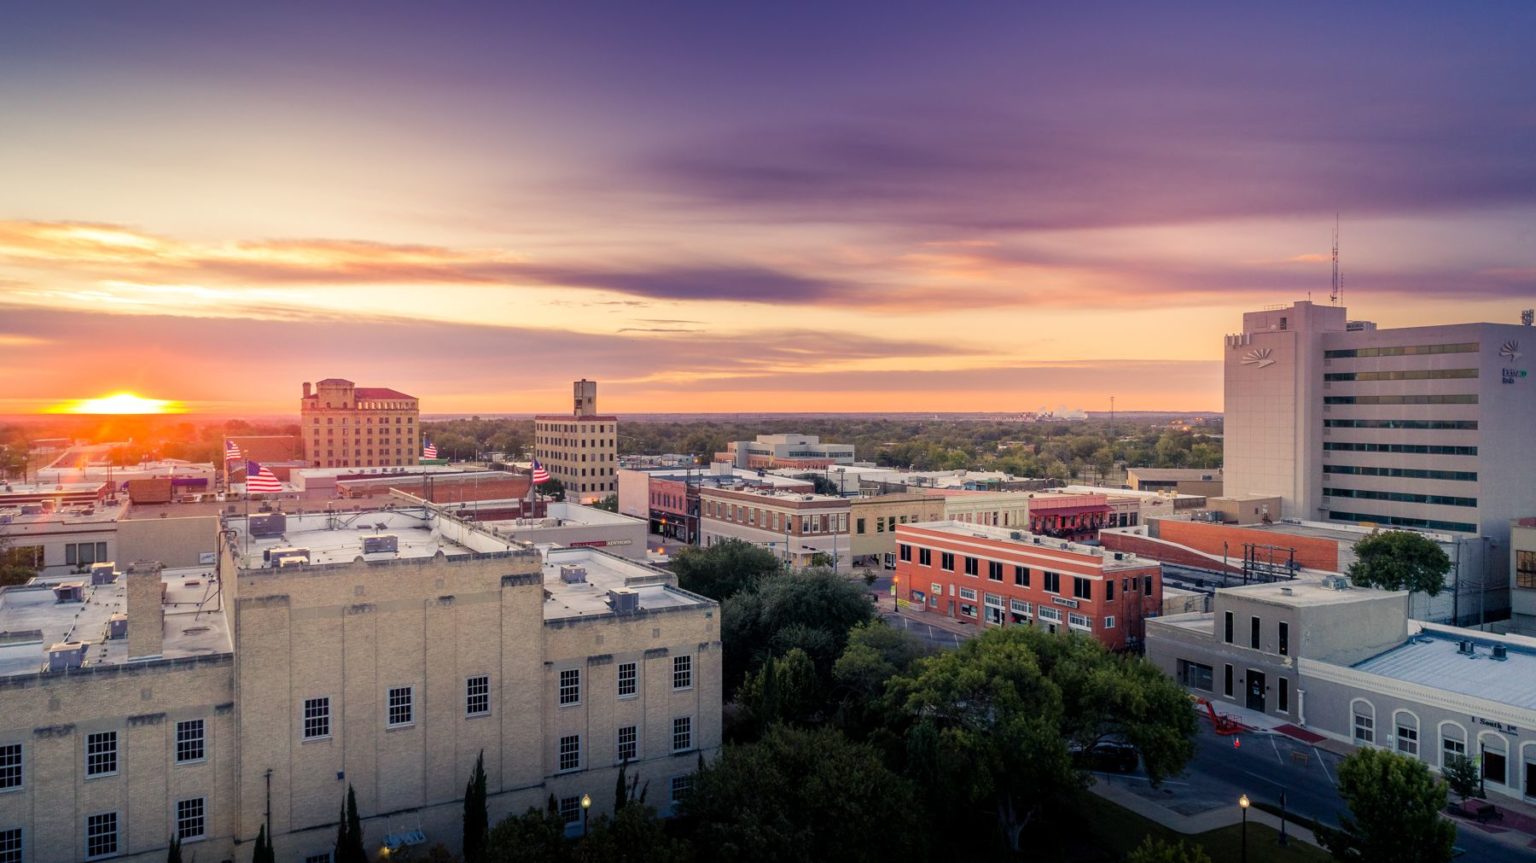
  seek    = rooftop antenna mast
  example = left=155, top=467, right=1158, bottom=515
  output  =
left=1329, top=213, right=1341, bottom=305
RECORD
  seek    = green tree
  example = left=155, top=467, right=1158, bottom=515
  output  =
left=166, top=834, right=182, bottom=863
left=736, top=648, right=822, bottom=734
left=539, top=477, right=567, bottom=502
left=1317, top=748, right=1456, bottom=863
left=830, top=623, right=933, bottom=737
left=882, top=626, right=1196, bottom=851
left=335, top=785, right=366, bottom=863
left=1442, top=754, right=1480, bottom=803
left=576, top=803, right=693, bottom=863
left=484, top=806, right=572, bottom=863
left=1128, top=836, right=1212, bottom=863
left=463, top=750, right=488, bottom=863
left=251, top=824, right=274, bottom=863
left=671, top=539, right=782, bottom=602
left=0, top=534, right=39, bottom=587
left=683, top=726, right=926, bottom=863
left=1348, top=531, right=1452, bottom=596
left=592, top=494, right=619, bottom=513
left=721, top=568, right=876, bottom=694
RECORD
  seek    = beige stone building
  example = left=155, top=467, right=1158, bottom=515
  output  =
left=698, top=488, right=850, bottom=570
left=534, top=380, right=619, bottom=503
left=848, top=494, right=946, bottom=568
left=299, top=378, right=421, bottom=469
left=0, top=505, right=720, bottom=862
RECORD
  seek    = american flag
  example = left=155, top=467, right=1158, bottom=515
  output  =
left=224, top=439, right=243, bottom=462
left=531, top=458, right=550, bottom=484
left=422, top=439, right=438, bottom=459
left=244, top=460, right=283, bottom=494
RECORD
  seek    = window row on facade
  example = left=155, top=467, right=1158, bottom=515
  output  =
left=1323, top=442, right=1478, bottom=456
left=1322, top=488, right=1477, bottom=508
left=312, top=416, right=416, bottom=425
left=705, top=502, right=848, bottom=535
left=1323, top=368, right=1478, bottom=382
left=898, top=544, right=1127, bottom=601
left=1327, top=510, right=1477, bottom=533
left=0, top=796, right=208, bottom=863
left=928, top=586, right=1117, bottom=631
left=1347, top=700, right=1534, bottom=794
left=1322, top=419, right=1478, bottom=431
left=1322, top=393, right=1479, bottom=405
left=1221, top=610, right=1290, bottom=656
left=1322, top=465, right=1477, bottom=482
left=0, top=719, right=210, bottom=791
left=554, top=716, right=695, bottom=774
left=558, top=655, right=693, bottom=707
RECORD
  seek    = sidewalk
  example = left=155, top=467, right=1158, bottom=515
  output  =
left=874, top=594, right=979, bottom=638
left=1089, top=773, right=1325, bottom=849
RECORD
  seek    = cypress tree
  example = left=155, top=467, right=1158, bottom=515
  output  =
left=166, top=835, right=182, bottom=863
left=252, top=824, right=275, bottom=863
left=335, top=785, right=366, bottom=863
left=463, top=750, right=488, bottom=863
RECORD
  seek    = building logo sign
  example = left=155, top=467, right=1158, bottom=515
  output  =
left=1051, top=596, right=1080, bottom=608
left=1241, top=348, right=1276, bottom=369
left=1502, top=367, right=1528, bottom=385
left=1499, top=340, right=1522, bottom=361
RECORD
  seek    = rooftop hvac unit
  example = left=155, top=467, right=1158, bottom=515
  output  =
left=1010, top=531, right=1023, bottom=540
left=108, top=613, right=128, bottom=639
left=263, top=547, right=310, bottom=564
left=1458, top=640, right=1475, bottom=656
left=275, top=555, right=308, bottom=569
left=559, top=565, right=588, bottom=584
left=1491, top=644, right=1508, bottom=661
left=608, top=588, right=639, bottom=614
left=248, top=512, right=288, bottom=538
left=1113, top=552, right=1125, bottom=561
left=361, top=534, right=399, bottom=554
left=47, top=641, right=88, bottom=671
left=90, top=563, right=118, bottom=585
left=1320, top=575, right=1351, bottom=591
left=52, top=583, right=85, bottom=603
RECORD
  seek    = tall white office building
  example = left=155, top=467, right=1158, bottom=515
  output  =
left=1224, top=301, right=1536, bottom=624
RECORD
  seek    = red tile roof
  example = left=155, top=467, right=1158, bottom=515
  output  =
left=353, top=387, right=417, bottom=400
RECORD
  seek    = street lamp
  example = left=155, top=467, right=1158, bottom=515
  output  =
left=1239, top=794, right=1250, bottom=863
left=581, top=792, right=591, bottom=835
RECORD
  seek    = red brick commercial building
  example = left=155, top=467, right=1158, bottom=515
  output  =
left=894, top=522, right=1163, bottom=651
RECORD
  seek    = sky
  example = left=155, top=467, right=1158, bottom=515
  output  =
left=1, top=1, right=1532, bottom=415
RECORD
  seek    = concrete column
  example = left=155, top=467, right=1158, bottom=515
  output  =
left=126, top=561, right=165, bottom=659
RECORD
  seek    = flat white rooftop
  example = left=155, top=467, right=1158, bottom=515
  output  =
left=1354, top=626, right=1536, bottom=711
left=481, top=501, right=643, bottom=530
left=0, top=565, right=230, bottom=679
left=903, top=520, right=1149, bottom=568
left=541, top=547, right=710, bottom=621
left=1221, top=578, right=1407, bottom=608
left=229, top=507, right=521, bottom=569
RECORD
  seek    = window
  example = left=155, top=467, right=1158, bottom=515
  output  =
left=670, top=774, right=694, bottom=806
left=1036, top=606, right=1061, bottom=623
left=387, top=687, right=414, bottom=727
left=618, top=662, right=637, bottom=698
left=1395, top=712, right=1418, bottom=757
left=1352, top=702, right=1375, bottom=744
left=919, top=548, right=932, bottom=567
left=988, top=561, right=1003, bottom=581
left=1105, top=580, right=1114, bottom=601
left=618, top=725, right=638, bottom=762
left=959, top=603, right=977, bottom=618
left=1014, top=566, right=1029, bottom=587
left=1177, top=660, right=1214, bottom=692
left=1067, top=612, right=1091, bottom=630
left=1072, top=577, right=1092, bottom=600
left=86, top=732, right=117, bottom=777
left=305, top=854, right=332, bottom=863
left=0, top=743, right=19, bottom=790
left=1278, top=678, right=1290, bottom=713
left=958, top=586, right=977, bottom=601
left=1103, top=615, right=1116, bottom=629
left=0, top=829, right=18, bottom=863
left=673, top=655, right=693, bottom=690
left=559, top=735, right=581, bottom=772
left=466, top=675, right=491, bottom=717
left=176, top=797, right=205, bottom=840
left=899, top=544, right=912, bottom=562
left=1043, top=571, right=1060, bottom=594
left=1517, top=551, right=1536, bottom=590
left=874, top=518, right=884, bottom=533
left=673, top=716, right=692, bottom=752
left=86, top=812, right=118, bottom=859
left=65, top=541, right=109, bottom=567
left=1323, top=369, right=1477, bottom=382
left=1010, top=598, right=1031, bottom=617
left=1481, top=736, right=1508, bottom=786
left=1278, top=622, right=1289, bottom=657
left=1222, top=664, right=1233, bottom=698
left=1250, top=617, right=1261, bottom=650
left=964, top=557, right=979, bottom=576
left=558, top=795, right=581, bottom=824
left=559, top=669, right=581, bottom=705
left=856, top=518, right=866, bottom=534
left=175, top=720, right=205, bottom=764
left=1442, top=725, right=1467, bottom=768
left=940, top=552, right=954, bottom=572
left=1143, top=575, right=1152, bottom=594
left=1223, top=612, right=1234, bottom=644
left=303, top=697, right=331, bottom=740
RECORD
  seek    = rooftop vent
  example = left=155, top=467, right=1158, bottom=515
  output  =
left=1320, top=575, right=1352, bottom=591
left=559, top=564, right=588, bottom=584
left=1458, top=640, right=1475, bottom=656
left=249, top=512, right=288, bottom=538
left=264, top=547, right=310, bottom=565
left=47, top=641, right=89, bottom=671
left=90, top=562, right=118, bottom=585
left=608, top=588, right=639, bottom=614
left=1010, top=531, right=1023, bottom=540
left=1491, top=644, right=1509, bottom=661
left=361, top=534, right=399, bottom=554
left=275, top=555, right=307, bottom=569
left=1279, top=586, right=1294, bottom=596
left=52, top=582, right=85, bottom=603
left=108, top=613, right=128, bottom=639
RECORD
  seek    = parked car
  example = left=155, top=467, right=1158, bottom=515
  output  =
left=1070, top=740, right=1139, bottom=773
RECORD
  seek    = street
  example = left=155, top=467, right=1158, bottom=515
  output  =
left=1105, top=722, right=1531, bottom=862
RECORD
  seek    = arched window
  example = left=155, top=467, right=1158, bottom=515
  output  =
left=1439, top=721, right=1468, bottom=770
left=1393, top=710, right=1420, bottom=758
left=1350, top=699, right=1376, bottom=745
left=1479, top=732, right=1508, bottom=788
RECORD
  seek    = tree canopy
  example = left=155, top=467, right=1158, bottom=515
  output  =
left=683, top=725, right=926, bottom=863
left=671, top=539, right=782, bottom=602
left=1318, top=748, right=1456, bottom=863
left=1347, top=530, right=1452, bottom=596
left=721, top=567, right=876, bottom=694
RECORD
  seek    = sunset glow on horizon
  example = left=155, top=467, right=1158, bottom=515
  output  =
left=46, top=392, right=187, bottom=416
left=1, top=2, right=1531, bottom=416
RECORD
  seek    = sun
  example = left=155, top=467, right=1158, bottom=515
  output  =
left=46, top=392, right=187, bottom=415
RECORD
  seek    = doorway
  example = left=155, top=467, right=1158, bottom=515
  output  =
left=1246, top=670, right=1266, bottom=712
